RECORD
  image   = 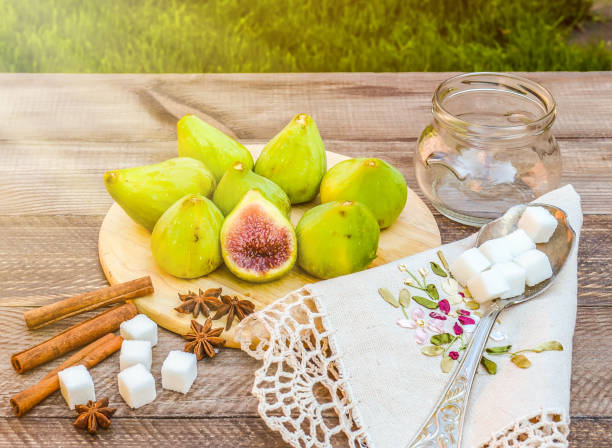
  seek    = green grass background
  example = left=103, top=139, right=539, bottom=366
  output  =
left=0, top=0, right=609, bottom=72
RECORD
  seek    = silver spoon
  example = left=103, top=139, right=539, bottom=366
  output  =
left=407, top=203, right=576, bottom=448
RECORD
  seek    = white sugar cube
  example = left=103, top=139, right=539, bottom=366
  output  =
left=516, top=249, right=553, bottom=286
left=58, top=365, right=95, bottom=410
left=450, top=247, right=491, bottom=286
left=120, top=314, right=158, bottom=346
left=120, top=340, right=152, bottom=371
left=117, top=363, right=156, bottom=409
left=479, top=237, right=513, bottom=264
left=161, top=350, right=197, bottom=394
left=503, top=229, right=536, bottom=257
left=467, top=269, right=510, bottom=304
left=518, top=206, right=558, bottom=243
left=491, top=262, right=526, bottom=299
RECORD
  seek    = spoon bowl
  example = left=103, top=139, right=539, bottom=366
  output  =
left=476, top=203, right=576, bottom=306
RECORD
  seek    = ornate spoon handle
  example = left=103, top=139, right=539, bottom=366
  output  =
left=407, top=301, right=505, bottom=448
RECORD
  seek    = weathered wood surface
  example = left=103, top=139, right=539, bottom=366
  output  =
left=0, top=73, right=610, bottom=446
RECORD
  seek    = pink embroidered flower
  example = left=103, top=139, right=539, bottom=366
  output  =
left=438, top=299, right=450, bottom=314
left=449, top=351, right=459, bottom=360
left=453, top=322, right=463, bottom=335
left=458, top=315, right=476, bottom=325
left=458, top=309, right=470, bottom=316
left=429, top=312, right=447, bottom=320
left=397, top=308, right=445, bottom=344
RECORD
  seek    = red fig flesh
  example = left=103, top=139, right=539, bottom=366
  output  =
left=221, top=190, right=297, bottom=283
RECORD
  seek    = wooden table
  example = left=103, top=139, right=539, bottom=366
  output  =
left=0, top=73, right=610, bottom=447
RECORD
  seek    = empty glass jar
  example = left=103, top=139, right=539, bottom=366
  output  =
left=415, top=72, right=562, bottom=226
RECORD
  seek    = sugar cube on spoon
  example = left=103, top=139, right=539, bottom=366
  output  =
left=490, top=262, right=526, bottom=299
left=516, top=249, right=553, bottom=286
left=518, top=206, right=558, bottom=243
left=450, top=247, right=491, bottom=286
left=467, top=269, right=510, bottom=303
left=503, top=228, right=536, bottom=257
left=479, top=237, right=513, bottom=263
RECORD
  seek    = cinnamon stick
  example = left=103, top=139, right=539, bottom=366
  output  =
left=11, top=303, right=137, bottom=374
left=10, top=333, right=122, bottom=416
left=23, top=276, right=153, bottom=329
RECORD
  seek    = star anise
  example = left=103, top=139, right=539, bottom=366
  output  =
left=183, top=318, right=225, bottom=360
left=212, top=295, right=255, bottom=330
left=73, top=398, right=117, bottom=434
left=175, top=288, right=223, bottom=318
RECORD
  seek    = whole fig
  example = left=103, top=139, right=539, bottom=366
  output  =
left=254, top=113, right=326, bottom=204
left=213, top=162, right=291, bottom=217
left=296, top=201, right=379, bottom=279
left=177, top=114, right=254, bottom=181
left=104, top=157, right=216, bottom=232
left=320, top=158, right=407, bottom=229
left=221, top=190, right=297, bottom=283
left=151, top=194, right=224, bottom=279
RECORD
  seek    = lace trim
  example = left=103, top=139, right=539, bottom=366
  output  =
left=238, top=289, right=569, bottom=448
left=479, top=410, right=569, bottom=447
left=236, top=288, right=370, bottom=448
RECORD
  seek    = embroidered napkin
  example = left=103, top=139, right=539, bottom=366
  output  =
left=238, top=184, right=582, bottom=448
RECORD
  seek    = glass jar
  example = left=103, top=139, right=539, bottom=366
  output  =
left=415, top=72, right=562, bottom=226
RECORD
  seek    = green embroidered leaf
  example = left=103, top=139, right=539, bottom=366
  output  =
left=425, top=284, right=439, bottom=300
left=430, top=262, right=447, bottom=278
left=465, top=300, right=480, bottom=310
left=485, top=345, right=512, bottom=354
left=378, top=288, right=399, bottom=308
left=511, top=354, right=532, bottom=369
left=412, top=295, right=438, bottom=309
left=440, top=355, right=454, bottom=373
left=430, top=333, right=453, bottom=346
left=534, top=341, right=563, bottom=352
left=421, top=346, right=444, bottom=357
left=481, top=356, right=497, bottom=375
left=398, top=288, right=411, bottom=308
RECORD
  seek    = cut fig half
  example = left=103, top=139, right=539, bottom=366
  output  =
left=220, top=189, right=297, bottom=283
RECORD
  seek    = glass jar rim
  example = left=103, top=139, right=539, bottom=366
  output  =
left=432, top=72, right=556, bottom=136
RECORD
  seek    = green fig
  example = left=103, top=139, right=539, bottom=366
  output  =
left=104, top=157, right=216, bottom=232
left=320, top=158, right=407, bottom=229
left=254, top=113, right=326, bottom=204
left=213, top=161, right=291, bottom=218
left=296, top=201, right=379, bottom=279
left=221, top=190, right=297, bottom=283
left=177, top=114, right=254, bottom=181
left=151, top=194, right=224, bottom=279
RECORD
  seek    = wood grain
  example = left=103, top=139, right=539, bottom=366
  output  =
left=0, top=73, right=610, bottom=446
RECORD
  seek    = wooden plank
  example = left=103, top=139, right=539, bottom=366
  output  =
left=0, top=303, right=609, bottom=419
left=0, top=137, right=610, bottom=217
left=569, top=418, right=612, bottom=447
left=1, top=215, right=609, bottom=307
left=0, top=73, right=612, bottom=145
left=0, top=417, right=290, bottom=447
left=0, top=416, right=608, bottom=447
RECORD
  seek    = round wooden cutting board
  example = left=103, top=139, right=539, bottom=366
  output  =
left=99, top=146, right=441, bottom=347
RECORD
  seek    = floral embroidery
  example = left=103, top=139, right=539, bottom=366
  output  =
left=383, top=249, right=562, bottom=374
left=396, top=308, right=444, bottom=344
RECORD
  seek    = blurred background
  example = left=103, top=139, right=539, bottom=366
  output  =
left=1, top=0, right=611, bottom=72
